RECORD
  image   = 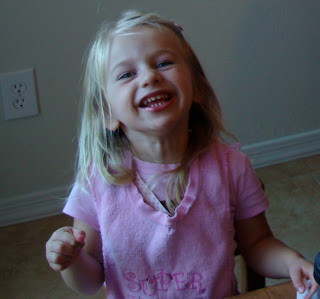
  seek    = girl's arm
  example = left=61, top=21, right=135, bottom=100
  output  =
left=46, top=218, right=104, bottom=295
left=235, top=213, right=318, bottom=298
left=60, top=218, right=104, bottom=295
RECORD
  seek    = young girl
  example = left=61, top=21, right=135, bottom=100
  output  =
left=46, top=10, right=317, bottom=299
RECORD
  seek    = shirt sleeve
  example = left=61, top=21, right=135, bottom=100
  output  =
left=63, top=182, right=100, bottom=231
left=228, top=147, right=269, bottom=220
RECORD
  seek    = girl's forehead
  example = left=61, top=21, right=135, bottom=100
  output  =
left=104, top=25, right=191, bottom=81
left=110, top=26, right=183, bottom=51
left=108, top=27, right=185, bottom=70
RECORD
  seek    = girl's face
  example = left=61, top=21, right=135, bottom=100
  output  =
left=105, top=26, right=196, bottom=141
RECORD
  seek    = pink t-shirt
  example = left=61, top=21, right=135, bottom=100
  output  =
left=64, top=141, right=268, bottom=298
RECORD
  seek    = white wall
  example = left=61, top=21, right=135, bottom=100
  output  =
left=1, top=0, right=320, bottom=225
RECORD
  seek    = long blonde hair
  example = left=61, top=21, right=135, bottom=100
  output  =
left=76, top=10, right=231, bottom=212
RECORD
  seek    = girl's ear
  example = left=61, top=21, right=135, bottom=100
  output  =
left=192, top=91, right=201, bottom=104
left=104, top=99, right=120, bottom=131
left=192, top=84, right=201, bottom=103
left=106, top=118, right=120, bottom=131
left=105, top=114, right=120, bottom=131
left=193, top=95, right=200, bottom=104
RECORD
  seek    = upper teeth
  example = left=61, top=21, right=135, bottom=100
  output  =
left=143, top=94, right=168, bottom=106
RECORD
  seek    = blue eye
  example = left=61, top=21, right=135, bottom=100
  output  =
left=157, top=61, right=173, bottom=68
left=118, top=72, right=135, bottom=80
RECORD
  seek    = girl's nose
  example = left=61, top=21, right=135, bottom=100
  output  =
left=140, top=68, right=162, bottom=87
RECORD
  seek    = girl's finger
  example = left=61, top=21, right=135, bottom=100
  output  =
left=73, top=229, right=86, bottom=243
left=51, top=227, right=85, bottom=246
left=53, top=239, right=82, bottom=256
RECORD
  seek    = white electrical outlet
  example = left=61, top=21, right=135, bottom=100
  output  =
left=0, top=68, right=39, bottom=120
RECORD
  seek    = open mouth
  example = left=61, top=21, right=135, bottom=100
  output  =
left=139, top=94, right=171, bottom=108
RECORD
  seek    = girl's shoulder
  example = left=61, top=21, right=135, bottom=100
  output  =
left=208, top=139, right=249, bottom=160
left=205, top=139, right=253, bottom=175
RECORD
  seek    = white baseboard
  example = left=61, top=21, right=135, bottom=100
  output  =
left=1, top=129, right=320, bottom=227
left=242, top=129, right=320, bottom=169
left=0, top=186, right=68, bottom=227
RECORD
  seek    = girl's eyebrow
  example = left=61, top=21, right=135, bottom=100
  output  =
left=110, top=60, right=132, bottom=73
left=151, top=48, right=179, bottom=57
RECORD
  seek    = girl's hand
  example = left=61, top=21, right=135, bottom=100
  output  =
left=289, top=256, right=319, bottom=299
left=45, top=226, right=86, bottom=271
left=236, top=213, right=319, bottom=299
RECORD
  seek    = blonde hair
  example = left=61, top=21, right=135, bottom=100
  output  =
left=76, top=10, right=232, bottom=213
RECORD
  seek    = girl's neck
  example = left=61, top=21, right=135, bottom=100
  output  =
left=128, top=131, right=188, bottom=164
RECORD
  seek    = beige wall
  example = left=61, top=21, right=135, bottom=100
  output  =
left=1, top=0, right=320, bottom=201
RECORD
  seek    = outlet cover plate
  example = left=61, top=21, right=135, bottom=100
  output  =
left=0, top=68, right=39, bottom=120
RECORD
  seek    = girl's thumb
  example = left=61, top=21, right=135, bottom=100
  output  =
left=73, top=229, right=86, bottom=243
left=295, top=278, right=309, bottom=295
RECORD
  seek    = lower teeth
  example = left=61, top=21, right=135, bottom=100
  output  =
left=150, top=101, right=166, bottom=107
